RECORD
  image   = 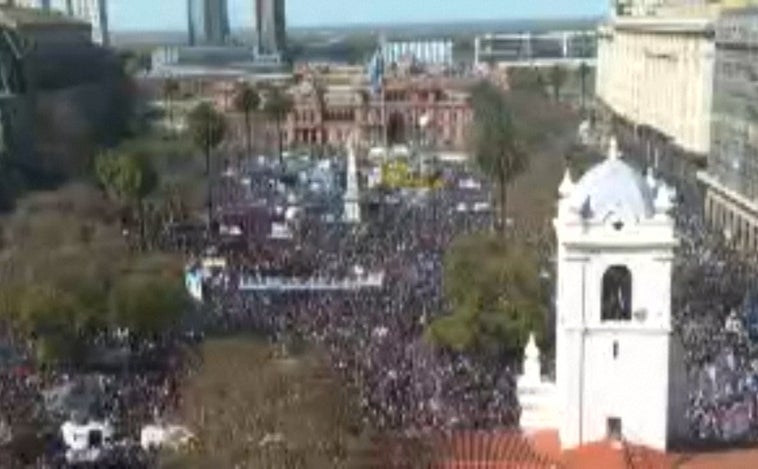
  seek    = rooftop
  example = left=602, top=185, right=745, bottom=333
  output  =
left=433, top=430, right=758, bottom=468
left=568, top=138, right=656, bottom=222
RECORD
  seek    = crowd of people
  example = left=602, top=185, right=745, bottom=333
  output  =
left=210, top=147, right=758, bottom=446
left=671, top=196, right=758, bottom=442
left=644, top=150, right=758, bottom=444
left=207, top=164, right=520, bottom=434
left=5, top=141, right=758, bottom=465
left=0, top=330, right=198, bottom=465
left=608, top=134, right=758, bottom=444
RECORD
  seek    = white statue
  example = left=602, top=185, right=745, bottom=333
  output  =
left=522, top=333, right=542, bottom=385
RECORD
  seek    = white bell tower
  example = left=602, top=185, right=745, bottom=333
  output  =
left=551, top=137, right=685, bottom=451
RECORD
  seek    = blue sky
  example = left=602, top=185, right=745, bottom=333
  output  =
left=108, top=0, right=606, bottom=31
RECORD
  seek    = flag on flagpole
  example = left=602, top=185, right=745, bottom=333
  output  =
left=368, top=48, right=385, bottom=96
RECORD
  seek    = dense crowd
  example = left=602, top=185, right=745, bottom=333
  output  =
left=672, top=213, right=758, bottom=442
left=206, top=150, right=758, bottom=444
left=0, top=331, right=198, bottom=466
left=5, top=142, right=758, bottom=466
left=208, top=165, right=521, bottom=434
left=610, top=135, right=758, bottom=443
left=650, top=152, right=758, bottom=444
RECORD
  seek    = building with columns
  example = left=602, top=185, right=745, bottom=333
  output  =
left=597, top=1, right=758, bottom=250
left=699, top=8, right=758, bottom=251
left=206, top=73, right=475, bottom=153
left=518, top=138, right=688, bottom=451
left=596, top=14, right=715, bottom=158
left=194, top=69, right=475, bottom=154
left=279, top=75, right=473, bottom=151
left=596, top=2, right=758, bottom=161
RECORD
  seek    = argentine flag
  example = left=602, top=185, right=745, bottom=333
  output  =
left=368, top=48, right=385, bottom=96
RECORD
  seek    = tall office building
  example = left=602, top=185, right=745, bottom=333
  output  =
left=65, top=0, right=108, bottom=46
left=188, top=0, right=229, bottom=46
left=256, top=0, right=286, bottom=57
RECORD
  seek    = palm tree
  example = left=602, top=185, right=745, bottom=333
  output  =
left=95, top=151, right=158, bottom=250
left=263, top=86, right=294, bottom=167
left=470, top=81, right=528, bottom=237
left=162, top=78, right=180, bottom=132
left=549, top=65, right=567, bottom=103
left=578, top=61, right=590, bottom=114
left=232, top=82, right=261, bottom=161
left=187, top=102, right=227, bottom=228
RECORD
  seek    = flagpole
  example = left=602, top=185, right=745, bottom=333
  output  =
left=382, top=76, right=388, bottom=157
left=378, top=34, right=388, bottom=159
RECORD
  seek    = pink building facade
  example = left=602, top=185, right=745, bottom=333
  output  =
left=282, top=77, right=473, bottom=151
left=187, top=74, right=475, bottom=154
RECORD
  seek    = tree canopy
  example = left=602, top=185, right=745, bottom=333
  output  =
left=187, top=102, right=227, bottom=156
left=110, top=271, right=188, bottom=337
left=187, top=102, right=227, bottom=224
left=506, top=68, right=547, bottom=97
left=95, top=150, right=157, bottom=208
left=0, top=185, right=189, bottom=365
left=427, top=233, right=546, bottom=358
left=233, top=83, right=260, bottom=158
left=263, top=87, right=294, bottom=164
left=470, top=81, right=528, bottom=235
left=548, top=65, right=567, bottom=102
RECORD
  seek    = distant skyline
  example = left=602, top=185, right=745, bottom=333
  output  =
left=108, top=0, right=607, bottom=31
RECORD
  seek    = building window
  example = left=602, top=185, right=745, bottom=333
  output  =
left=607, top=417, right=623, bottom=440
left=601, top=266, right=632, bottom=321
left=612, top=341, right=619, bottom=359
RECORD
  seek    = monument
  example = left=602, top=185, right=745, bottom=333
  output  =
left=343, top=134, right=361, bottom=224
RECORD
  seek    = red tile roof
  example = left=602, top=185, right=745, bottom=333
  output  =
left=432, top=431, right=561, bottom=469
left=360, top=430, right=758, bottom=468
left=432, top=431, right=758, bottom=469
left=562, top=440, right=674, bottom=469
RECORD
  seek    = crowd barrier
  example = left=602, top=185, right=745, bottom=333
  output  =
left=238, top=272, right=385, bottom=291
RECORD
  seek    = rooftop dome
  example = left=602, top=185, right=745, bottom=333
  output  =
left=568, top=138, right=655, bottom=221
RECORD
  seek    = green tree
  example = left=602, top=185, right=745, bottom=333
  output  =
left=470, top=81, right=528, bottom=236
left=549, top=64, right=567, bottom=102
left=507, top=67, right=546, bottom=96
left=263, top=86, right=294, bottom=167
left=427, top=233, right=545, bottom=357
left=110, top=271, right=187, bottom=338
left=232, top=82, right=260, bottom=161
left=0, top=184, right=188, bottom=365
left=7, top=283, right=92, bottom=365
left=95, top=151, right=158, bottom=249
left=163, top=78, right=180, bottom=132
left=187, top=102, right=226, bottom=226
